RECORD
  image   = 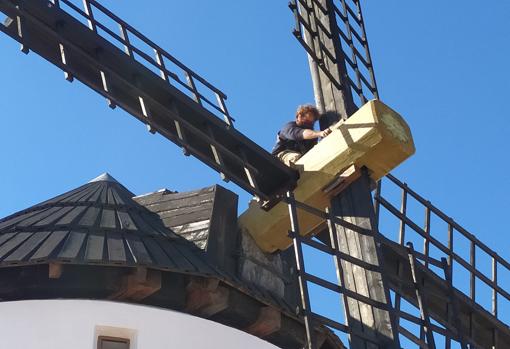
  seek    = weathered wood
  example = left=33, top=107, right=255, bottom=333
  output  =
left=16, top=208, right=59, bottom=227
left=0, top=232, right=32, bottom=259
left=0, top=0, right=298, bottom=200
left=110, top=267, right=161, bottom=301
left=84, top=233, right=105, bottom=261
left=297, top=3, right=402, bottom=346
left=30, top=230, right=68, bottom=261
left=48, top=262, right=63, bottom=279
left=329, top=172, right=399, bottom=349
left=134, top=187, right=213, bottom=207
left=185, top=277, right=229, bottom=318
left=4, top=231, right=51, bottom=262
left=380, top=236, right=510, bottom=349
left=124, top=235, right=152, bottom=265
left=245, top=306, right=282, bottom=338
left=205, top=185, right=239, bottom=274
left=299, top=0, right=357, bottom=123
left=106, top=232, right=126, bottom=263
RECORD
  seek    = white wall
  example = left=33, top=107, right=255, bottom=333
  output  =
left=0, top=299, right=280, bottom=349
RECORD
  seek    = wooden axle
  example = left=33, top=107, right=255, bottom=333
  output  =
left=239, top=100, right=415, bottom=252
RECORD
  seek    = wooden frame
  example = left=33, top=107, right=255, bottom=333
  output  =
left=97, top=336, right=130, bottom=349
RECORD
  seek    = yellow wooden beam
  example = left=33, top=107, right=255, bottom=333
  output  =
left=239, top=100, right=415, bottom=253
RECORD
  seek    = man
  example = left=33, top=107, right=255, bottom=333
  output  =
left=272, top=105, right=332, bottom=167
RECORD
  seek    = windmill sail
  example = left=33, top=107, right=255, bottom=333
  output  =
left=0, top=0, right=297, bottom=203
left=289, top=1, right=510, bottom=348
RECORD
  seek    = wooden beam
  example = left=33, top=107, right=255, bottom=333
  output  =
left=321, top=164, right=360, bottom=196
left=328, top=172, right=400, bottom=349
left=0, top=0, right=298, bottom=201
left=299, top=0, right=357, bottom=123
left=48, top=262, right=63, bottom=279
left=109, top=267, right=161, bottom=301
left=245, top=306, right=282, bottom=338
left=185, top=277, right=229, bottom=318
left=239, top=100, right=415, bottom=252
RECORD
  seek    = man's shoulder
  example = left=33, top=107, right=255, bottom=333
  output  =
left=281, top=121, right=298, bottom=130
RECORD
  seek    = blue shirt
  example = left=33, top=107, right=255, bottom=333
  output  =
left=271, top=121, right=317, bottom=155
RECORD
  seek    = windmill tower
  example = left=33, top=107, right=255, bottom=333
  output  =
left=0, top=1, right=509, bottom=349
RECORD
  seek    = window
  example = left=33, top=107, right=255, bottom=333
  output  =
left=97, top=336, right=130, bottom=349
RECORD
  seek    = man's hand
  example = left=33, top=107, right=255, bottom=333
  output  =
left=320, top=128, right=332, bottom=138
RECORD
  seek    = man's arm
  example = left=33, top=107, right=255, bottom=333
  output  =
left=302, top=128, right=331, bottom=139
left=280, top=123, right=332, bottom=140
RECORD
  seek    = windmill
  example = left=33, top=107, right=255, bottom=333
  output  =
left=0, top=1, right=509, bottom=349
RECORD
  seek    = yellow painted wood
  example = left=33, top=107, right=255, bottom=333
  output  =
left=239, top=100, right=415, bottom=253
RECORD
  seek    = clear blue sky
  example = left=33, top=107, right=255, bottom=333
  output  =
left=1, top=0, right=510, bottom=341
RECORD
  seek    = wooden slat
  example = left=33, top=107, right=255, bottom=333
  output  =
left=16, top=207, right=59, bottom=227
left=100, top=209, right=117, bottom=229
left=34, top=206, right=73, bottom=226
left=56, top=205, right=87, bottom=225
left=99, top=183, right=108, bottom=203
left=128, top=212, right=163, bottom=237
left=79, top=206, right=100, bottom=226
left=162, top=210, right=211, bottom=228
left=58, top=42, right=74, bottom=81
left=174, top=242, right=216, bottom=275
left=58, top=230, right=87, bottom=259
left=142, top=237, right=174, bottom=269
left=156, top=202, right=213, bottom=220
left=87, top=182, right=104, bottom=203
left=157, top=239, right=195, bottom=271
left=0, top=232, right=16, bottom=247
left=15, top=3, right=29, bottom=54
left=61, top=185, right=94, bottom=202
left=117, top=211, right=137, bottom=230
left=81, top=0, right=96, bottom=32
left=141, top=192, right=214, bottom=213
left=85, top=233, right=104, bottom=261
left=30, top=230, right=69, bottom=260
left=0, top=210, right=42, bottom=230
left=124, top=235, right=152, bottom=265
left=0, top=232, right=32, bottom=259
left=36, top=184, right=85, bottom=206
left=206, top=124, right=227, bottom=181
left=78, top=183, right=100, bottom=202
left=107, top=187, right=116, bottom=205
left=138, top=96, right=155, bottom=133
left=168, top=102, right=190, bottom=156
left=170, top=219, right=210, bottom=234
left=154, top=49, right=168, bottom=82
left=4, top=231, right=51, bottom=262
left=118, top=23, right=133, bottom=57
left=135, top=186, right=213, bottom=206
left=106, top=232, right=126, bottom=263
left=111, top=188, right=125, bottom=205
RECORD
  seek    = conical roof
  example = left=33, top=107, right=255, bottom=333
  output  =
left=0, top=173, right=215, bottom=274
left=0, top=174, right=344, bottom=349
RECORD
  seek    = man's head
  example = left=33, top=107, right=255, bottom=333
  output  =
left=295, top=105, right=320, bottom=127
